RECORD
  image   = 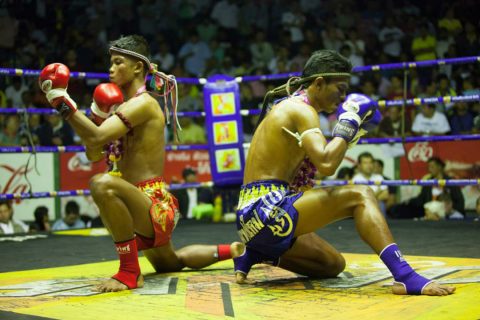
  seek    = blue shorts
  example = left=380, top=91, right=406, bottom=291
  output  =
left=236, top=180, right=303, bottom=260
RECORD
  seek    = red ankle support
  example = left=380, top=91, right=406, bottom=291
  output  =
left=217, top=244, right=232, bottom=261
left=112, top=238, right=141, bottom=289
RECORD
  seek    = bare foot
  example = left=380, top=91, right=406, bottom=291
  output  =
left=230, top=241, right=245, bottom=259
left=392, top=281, right=456, bottom=296
left=93, top=274, right=144, bottom=292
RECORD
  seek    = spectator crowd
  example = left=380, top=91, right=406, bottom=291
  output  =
left=0, top=0, right=479, bottom=145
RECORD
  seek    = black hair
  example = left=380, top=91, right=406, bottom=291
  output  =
left=337, top=166, right=354, bottom=179
left=65, top=200, right=80, bottom=215
left=428, top=157, right=445, bottom=168
left=255, top=50, right=352, bottom=129
left=33, top=206, right=49, bottom=231
left=358, top=152, right=374, bottom=163
left=110, top=35, right=151, bottom=72
left=374, top=159, right=384, bottom=167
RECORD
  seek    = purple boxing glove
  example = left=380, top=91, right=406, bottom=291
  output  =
left=332, top=93, right=380, bottom=146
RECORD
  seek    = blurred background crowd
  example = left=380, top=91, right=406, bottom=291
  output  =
left=0, top=0, right=479, bottom=146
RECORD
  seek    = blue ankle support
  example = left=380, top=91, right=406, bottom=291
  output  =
left=379, top=243, right=433, bottom=295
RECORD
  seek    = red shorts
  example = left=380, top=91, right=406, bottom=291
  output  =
left=135, top=176, right=180, bottom=250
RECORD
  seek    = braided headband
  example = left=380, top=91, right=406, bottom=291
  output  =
left=109, top=46, right=181, bottom=137
left=283, top=72, right=351, bottom=96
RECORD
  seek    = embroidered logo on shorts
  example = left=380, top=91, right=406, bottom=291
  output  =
left=153, top=203, right=169, bottom=232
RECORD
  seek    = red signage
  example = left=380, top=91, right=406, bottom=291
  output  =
left=399, top=141, right=480, bottom=179
left=59, top=150, right=212, bottom=190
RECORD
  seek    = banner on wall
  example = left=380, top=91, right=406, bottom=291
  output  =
left=0, top=154, right=55, bottom=221
left=59, top=153, right=107, bottom=190
left=164, top=150, right=211, bottom=183
left=399, top=141, right=480, bottom=209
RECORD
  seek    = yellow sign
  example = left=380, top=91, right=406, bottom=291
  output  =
left=210, top=92, right=235, bottom=116
left=1, top=254, right=479, bottom=319
left=215, top=148, right=241, bottom=172
left=213, top=121, right=238, bottom=145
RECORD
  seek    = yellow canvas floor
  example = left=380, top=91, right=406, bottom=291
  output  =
left=1, top=253, right=479, bottom=320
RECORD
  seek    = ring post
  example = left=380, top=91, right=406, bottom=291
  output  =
left=203, top=75, right=245, bottom=186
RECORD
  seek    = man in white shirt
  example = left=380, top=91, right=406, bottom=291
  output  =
left=353, top=152, right=389, bottom=215
left=412, top=104, right=451, bottom=135
left=0, top=200, right=29, bottom=234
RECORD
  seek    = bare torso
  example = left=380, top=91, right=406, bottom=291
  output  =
left=244, top=97, right=319, bottom=184
left=116, top=93, right=166, bottom=184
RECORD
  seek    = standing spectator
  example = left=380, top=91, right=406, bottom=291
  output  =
left=36, top=113, right=75, bottom=146
left=378, top=16, right=404, bottom=61
left=5, top=77, right=28, bottom=108
left=352, top=152, right=389, bottom=216
left=412, top=104, right=451, bottom=136
left=411, top=22, right=437, bottom=87
left=29, top=206, right=51, bottom=232
left=474, top=197, right=480, bottom=222
left=52, top=200, right=86, bottom=231
left=437, top=7, right=463, bottom=37
left=436, top=28, right=454, bottom=59
left=0, top=200, right=28, bottom=234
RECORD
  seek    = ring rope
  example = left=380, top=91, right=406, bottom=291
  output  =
left=1, top=179, right=477, bottom=200
left=1, top=94, right=479, bottom=118
left=1, top=56, right=478, bottom=82
left=1, top=133, right=479, bottom=154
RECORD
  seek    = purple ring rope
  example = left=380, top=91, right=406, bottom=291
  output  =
left=0, top=144, right=209, bottom=153
left=2, top=56, right=478, bottom=82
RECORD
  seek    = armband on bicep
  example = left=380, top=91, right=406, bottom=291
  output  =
left=114, top=111, right=133, bottom=131
left=282, top=127, right=322, bottom=147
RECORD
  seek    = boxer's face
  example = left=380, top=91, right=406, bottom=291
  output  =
left=109, top=54, right=139, bottom=87
left=315, top=77, right=349, bottom=113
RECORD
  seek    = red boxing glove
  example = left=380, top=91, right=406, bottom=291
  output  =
left=90, top=83, right=124, bottom=125
left=39, top=63, right=78, bottom=119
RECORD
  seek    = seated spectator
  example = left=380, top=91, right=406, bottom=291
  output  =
left=449, top=102, right=474, bottom=134
left=29, top=205, right=51, bottom=232
left=0, top=115, right=21, bottom=146
left=435, top=73, right=457, bottom=113
left=389, top=157, right=465, bottom=219
left=377, top=106, right=412, bottom=137
left=0, top=200, right=28, bottom=234
left=176, top=117, right=207, bottom=144
left=352, top=152, right=389, bottom=216
left=412, top=104, right=451, bottom=135
left=36, top=113, right=75, bottom=146
left=171, top=167, right=214, bottom=220
left=336, top=166, right=354, bottom=180
left=373, top=159, right=397, bottom=214
left=52, top=200, right=86, bottom=231
left=5, top=77, right=29, bottom=107
left=423, top=193, right=464, bottom=221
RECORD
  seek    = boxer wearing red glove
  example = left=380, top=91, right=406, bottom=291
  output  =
left=90, top=83, right=124, bottom=125
left=39, top=35, right=243, bottom=293
left=39, top=63, right=78, bottom=119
